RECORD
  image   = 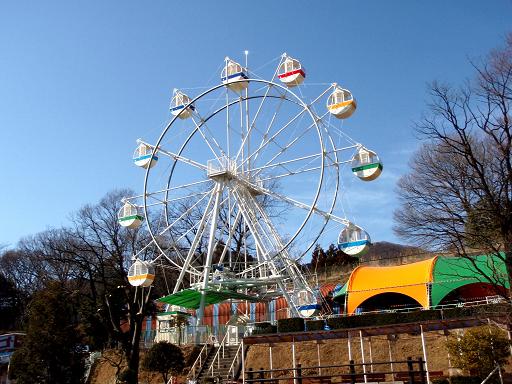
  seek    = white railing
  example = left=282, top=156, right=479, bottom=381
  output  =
left=207, top=331, right=230, bottom=377
left=226, top=342, right=244, bottom=380
left=188, top=342, right=210, bottom=380
left=324, top=295, right=508, bottom=320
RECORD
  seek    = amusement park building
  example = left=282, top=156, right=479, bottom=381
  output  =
left=333, top=254, right=508, bottom=314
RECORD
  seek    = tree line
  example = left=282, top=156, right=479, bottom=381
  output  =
left=0, top=189, right=165, bottom=383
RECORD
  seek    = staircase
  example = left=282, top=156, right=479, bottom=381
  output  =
left=196, top=344, right=241, bottom=382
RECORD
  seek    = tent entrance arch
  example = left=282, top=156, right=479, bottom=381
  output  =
left=436, top=282, right=507, bottom=306
left=356, top=292, right=423, bottom=313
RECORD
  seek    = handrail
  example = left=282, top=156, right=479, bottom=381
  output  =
left=208, top=331, right=230, bottom=377
left=188, top=342, right=210, bottom=380
left=227, top=342, right=243, bottom=380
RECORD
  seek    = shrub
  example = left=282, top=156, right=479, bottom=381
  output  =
left=446, top=325, right=510, bottom=380
left=252, top=325, right=277, bottom=335
left=277, top=317, right=305, bottom=333
left=449, top=376, right=481, bottom=384
left=142, top=341, right=184, bottom=383
left=305, top=320, right=325, bottom=331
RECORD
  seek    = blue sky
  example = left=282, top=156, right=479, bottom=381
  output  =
left=1, top=0, right=511, bottom=248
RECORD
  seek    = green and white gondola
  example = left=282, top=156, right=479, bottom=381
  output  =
left=351, top=148, right=382, bottom=181
left=118, top=201, right=144, bottom=229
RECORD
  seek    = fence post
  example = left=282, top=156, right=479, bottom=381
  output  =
left=349, top=360, right=356, bottom=384
left=407, top=357, right=415, bottom=384
left=259, top=367, right=265, bottom=384
left=418, top=357, right=426, bottom=384
left=248, top=367, right=254, bottom=383
left=297, top=363, right=302, bottom=384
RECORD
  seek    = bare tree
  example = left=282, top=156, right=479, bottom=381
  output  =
left=394, top=34, right=512, bottom=292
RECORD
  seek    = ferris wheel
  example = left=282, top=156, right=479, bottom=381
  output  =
left=119, top=53, right=383, bottom=323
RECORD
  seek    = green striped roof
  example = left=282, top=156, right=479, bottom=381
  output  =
left=158, top=288, right=259, bottom=309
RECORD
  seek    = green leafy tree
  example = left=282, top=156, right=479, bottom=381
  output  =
left=446, top=325, right=510, bottom=379
left=8, top=282, right=85, bottom=384
left=142, top=341, right=185, bottom=384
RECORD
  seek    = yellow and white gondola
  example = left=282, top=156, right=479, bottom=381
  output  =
left=133, top=143, right=158, bottom=169
left=221, top=58, right=249, bottom=92
left=278, top=54, right=306, bottom=87
left=118, top=201, right=144, bottom=229
left=170, top=89, right=195, bottom=119
left=327, top=86, right=356, bottom=119
left=338, top=224, right=370, bottom=256
left=351, top=147, right=383, bottom=181
left=128, top=260, right=155, bottom=287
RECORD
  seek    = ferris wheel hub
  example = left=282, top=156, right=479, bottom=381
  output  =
left=207, top=156, right=237, bottom=180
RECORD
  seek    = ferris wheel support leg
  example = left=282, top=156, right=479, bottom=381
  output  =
left=173, top=189, right=217, bottom=294
left=240, top=188, right=315, bottom=315
left=234, top=189, right=300, bottom=318
left=196, top=182, right=224, bottom=327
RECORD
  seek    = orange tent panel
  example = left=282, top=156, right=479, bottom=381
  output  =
left=346, top=257, right=437, bottom=314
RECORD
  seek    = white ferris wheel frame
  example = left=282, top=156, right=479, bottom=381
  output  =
left=127, top=74, right=364, bottom=319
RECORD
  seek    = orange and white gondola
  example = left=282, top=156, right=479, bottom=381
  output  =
left=170, top=89, right=195, bottom=119
left=128, top=260, right=155, bottom=287
left=327, top=85, right=357, bottom=119
left=118, top=201, right=144, bottom=229
left=351, top=147, right=383, bottom=181
left=133, top=143, right=158, bottom=169
left=221, top=57, right=249, bottom=92
left=278, top=54, right=305, bottom=87
left=338, top=224, right=370, bottom=256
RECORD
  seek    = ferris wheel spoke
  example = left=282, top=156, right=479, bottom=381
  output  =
left=240, top=103, right=308, bottom=170
left=256, top=161, right=349, bottom=183
left=190, top=114, right=226, bottom=160
left=234, top=83, right=285, bottom=164
left=126, top=179, right=213, bottom=204
left=242, top=179, right=349, bottom=226
left=164, top=190, right=211, bottom=204
left=157, top=186, right=214, bottom=237
left=243, top=86, right=333, bottom=171
left=248, top=152, right=323, bottom=174
left=252, top=111, right=332, bottom=179
left=138, top=139, right=208, bottom=171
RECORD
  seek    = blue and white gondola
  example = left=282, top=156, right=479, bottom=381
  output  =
left=338, top=224, right=371, bottom=256
left=295, top=289, right=320, bottom=317
left=221, top=58, right=249, bottom=92
left=133, top=143, right=158, bottom=169
left=170, top=90, right=195, bottom=119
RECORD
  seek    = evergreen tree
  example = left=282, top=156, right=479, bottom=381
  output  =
left=9, top=282, right=85, bottom=384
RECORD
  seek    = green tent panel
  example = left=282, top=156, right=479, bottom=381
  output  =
left=158, top=288, right=260, bottom=309
left=431, top=254, right=509, bottom=308
left=332, top=282, right=348, bottom=300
